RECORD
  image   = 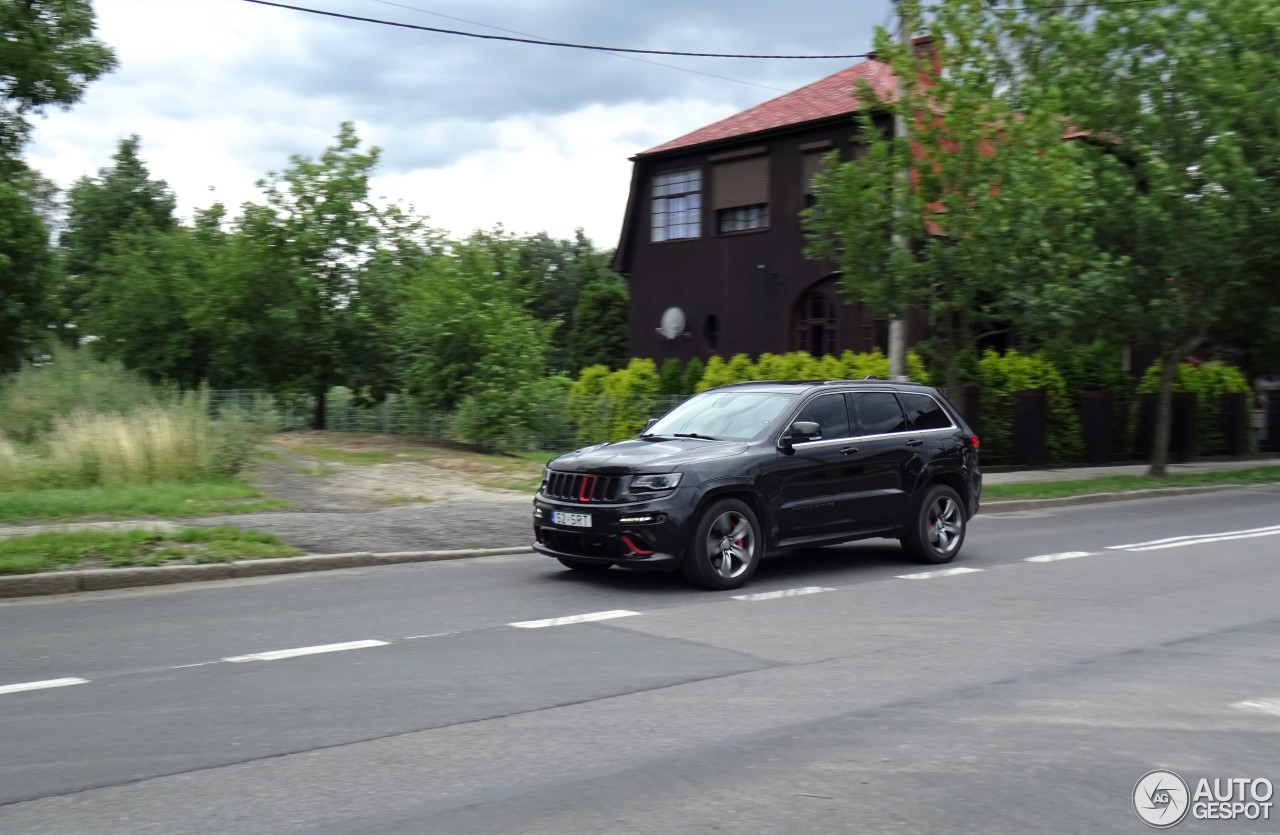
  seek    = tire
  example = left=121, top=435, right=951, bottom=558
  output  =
left=681, top=498, right=762, bottom=590
left=556, top=557, right=613, bottom=572
left=902, top=484, right=967, bottom=564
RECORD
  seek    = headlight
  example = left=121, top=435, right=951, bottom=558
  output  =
left=630, top=473, right=683, bottom=491
left=540, top=468, right=551, bottom=490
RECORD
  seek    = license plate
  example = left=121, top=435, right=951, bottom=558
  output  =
left=552, top=511, right=592, bottom=528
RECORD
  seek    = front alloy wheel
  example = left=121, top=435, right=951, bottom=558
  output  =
left=682, top=498, right=762, bottom=590
left=903, top=484, right=966, bottom=564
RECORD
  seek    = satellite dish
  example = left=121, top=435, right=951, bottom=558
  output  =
left=656, top=306, right=688, bottom=340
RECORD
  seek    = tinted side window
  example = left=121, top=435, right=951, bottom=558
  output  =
left=851, top=392, right=908, bottom=435
left=793, top=394, right=850, bottom=440
left=900, top=393, right=953, bottom=430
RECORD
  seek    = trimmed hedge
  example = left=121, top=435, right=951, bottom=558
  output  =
left=696, top=349, right=930, bottom=391
left=1136, top=360, right=1252, bottom=456
left=977, top=349, right=1084, bottom=465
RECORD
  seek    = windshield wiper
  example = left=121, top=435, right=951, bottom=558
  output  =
left=674, top=432, right=722, bottom=441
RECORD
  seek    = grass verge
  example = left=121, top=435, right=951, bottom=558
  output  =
left=983, top=465, right=1280, bottom=501
left=0, top=526, right=301, bottom=575
left=0, top=482, right=289, bottom=523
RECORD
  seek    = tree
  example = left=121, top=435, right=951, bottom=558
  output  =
left=1019, top=0, right=1280, bottom=474
left=225, top=123, right=435, bottom=427
left=396, top=233, right=555, bottom=446
left=0, top=0, right=115, bottom=168
left=567, top=279, right=629, bottom=370
left=0, top=181, right=49, bottom=371
left=806, top=0, right=1107, bottom=414
left=58, top=136, right=177, bottom=338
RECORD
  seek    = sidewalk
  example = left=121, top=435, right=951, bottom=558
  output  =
left=982, top=457, right=1276, bottom=485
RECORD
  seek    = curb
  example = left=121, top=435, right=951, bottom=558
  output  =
left=981, top=481, right=1279, bottom=513
left=0, top=546, right=533, bottom=599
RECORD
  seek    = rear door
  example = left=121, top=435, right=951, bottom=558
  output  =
left=843, top=390, right=923, bottom=530
left=773, top=392, right=858, bottom=543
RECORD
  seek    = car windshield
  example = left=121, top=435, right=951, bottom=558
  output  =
left=644, top=391, right=797, bottom=442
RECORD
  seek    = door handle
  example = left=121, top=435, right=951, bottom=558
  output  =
left=906, top=439, right=924, bottom=447
left=840, top=446, right=860, bottom=455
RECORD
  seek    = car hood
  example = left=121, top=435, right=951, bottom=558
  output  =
left=552, top=437, right=749, bottom=473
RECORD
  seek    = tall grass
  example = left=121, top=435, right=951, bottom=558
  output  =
left=0, top=352, right=277, bottom=491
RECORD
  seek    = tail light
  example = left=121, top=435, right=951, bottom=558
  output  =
left=969, top=435, right=980, bottom=450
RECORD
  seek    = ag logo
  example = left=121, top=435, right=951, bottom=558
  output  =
left=1134, top=769, right=1191, bottom=828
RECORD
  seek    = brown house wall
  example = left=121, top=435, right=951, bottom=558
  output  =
left=621, top=115, right=907, bottom=365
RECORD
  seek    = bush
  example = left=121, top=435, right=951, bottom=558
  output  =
left=680, top=358, right=704, bottom=395
left=658, top=358, right=684, bottom=397
left=0, top=390, right=274, bottom=491
left=567, top=365, right=611, bottom=444
left=0, top=347, right=170, bottom=444
left=605, top=359, right=659, bottom=440
left=977, top=349, right=1084, bottom=465
left=696, top=356, right=730, bottom=391
left=1048, top=341, right=1134, bottom=459
left=1136, top=360, right=1251, bottom=456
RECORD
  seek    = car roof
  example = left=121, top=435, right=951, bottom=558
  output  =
left=710, top=379, right=939, bottom=396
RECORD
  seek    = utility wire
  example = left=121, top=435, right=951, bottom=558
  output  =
left=242, top=0, right=873, bottom=59
left=366, top=0, right=791, bottom=93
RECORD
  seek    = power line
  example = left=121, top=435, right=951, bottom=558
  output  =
left=990, top=0, right=1165, bottom=10
left=242, top=0, right=873, bottom=60
left=365, top=0, right=791, bottom=93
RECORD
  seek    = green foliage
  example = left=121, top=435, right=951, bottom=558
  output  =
left=976, top=349, right=1084, bottom=465
left=680, top=358, right=705, bottom=396
left=604, top=359, right=659, bottom=440
left=725, top=353, right=755, bottom=384
left=907, top=350, right=929, bottom=383
left=0, top=181, right=51, bottom=371
left=657, top=357, right=683, bottom=397
left=1137, top=360, right=1252, bottom=455
left=696, top=355, right=729, bottom=391
left=567, top=365, right=611, bottom=444
left=841, top=349, right=889, bottom=381
left=567, top=279, right=628, bottom=370
left=1046, top=341, right=1134, bottom=459
left=753, top=353, right=787, bottom=381
left=0, top=347, right=167, bottom=444
left=0, top=482, right=284, bottom=523
left=0, top=0, right=116, bottom=165
left=0, top=526, right=298, bottom=575
left=0, top=356, right=273, bottom=490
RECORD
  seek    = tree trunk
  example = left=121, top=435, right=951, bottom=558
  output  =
left=1147, top=349, right=1179, bottom=477
left=311, top=386, right=327, bottom=430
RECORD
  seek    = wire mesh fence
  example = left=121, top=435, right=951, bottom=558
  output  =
left=207, top=389, right=692, bottom=452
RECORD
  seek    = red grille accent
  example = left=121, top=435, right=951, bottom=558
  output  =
left=579, top=474, right=597, bottom=502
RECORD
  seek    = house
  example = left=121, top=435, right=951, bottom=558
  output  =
left=612, top=39, right=940, bottom=363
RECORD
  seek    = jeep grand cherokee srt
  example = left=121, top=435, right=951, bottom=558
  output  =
left=532, top=380, right=981, bottom=590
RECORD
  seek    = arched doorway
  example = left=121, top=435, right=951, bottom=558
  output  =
left=792, top=290, right=837, bottom=357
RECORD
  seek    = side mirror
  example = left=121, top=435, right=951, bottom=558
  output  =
left=785, top=421, right=822, bottom=446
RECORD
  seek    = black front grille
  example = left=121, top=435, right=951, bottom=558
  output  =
left=544, top=472, right=623, bottom=503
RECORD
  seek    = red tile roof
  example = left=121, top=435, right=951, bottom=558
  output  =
left=640, top=59, right=899, bottom=157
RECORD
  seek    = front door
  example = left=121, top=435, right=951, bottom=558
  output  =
left=774, top=392, right=858, bottom=543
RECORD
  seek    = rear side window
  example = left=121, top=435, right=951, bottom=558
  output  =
left=793, top=393, right=850, bottom=440
left=850, top=392, right=908, bottom=435
left=899, top=393, right=953, bottom=430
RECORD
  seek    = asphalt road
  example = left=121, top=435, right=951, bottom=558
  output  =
left=1, top=486, right=1278, bottom=834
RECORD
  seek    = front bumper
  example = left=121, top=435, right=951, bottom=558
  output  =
left=531, top=491, right=692, bottom=570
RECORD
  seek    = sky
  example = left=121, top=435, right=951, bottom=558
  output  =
left=26, top=0, right=892, bottom=249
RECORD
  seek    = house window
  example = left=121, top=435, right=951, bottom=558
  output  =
left=793, top=291, right=837, bottom=357
left=718, top=204, right=769, bottom=233
left=712, top=153, right=769, bottom=234
left=802, top=150, right=828, bottom=215
left=651, top=169, right=701, bottom=242
left=703, top=314, right=720, bottom=351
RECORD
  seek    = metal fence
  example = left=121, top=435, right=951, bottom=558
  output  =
left=208, top=389, right=692, bottom=452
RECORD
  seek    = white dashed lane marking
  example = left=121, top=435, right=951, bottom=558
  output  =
left=731, top=586, right=836, bottom=601
left=1024, top=551, right=1095, bottom=563
left=223, top=639, right=389, bottom=663
left=509, top=610, right=640, bottom=629
left=1107, top=524, right=1280, bottom=552
left=0, top=677, right=89, bottom=696
left=896, top=567, right=983, bottom=580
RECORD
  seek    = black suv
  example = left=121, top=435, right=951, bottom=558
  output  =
left=532, top=380, right=981, bottom=590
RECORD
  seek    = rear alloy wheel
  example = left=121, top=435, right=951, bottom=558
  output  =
left=556, top=557, right=613, bottom=572
left=903, top=484, right=966, bottom=564
left=681, top=498, right=762, bottom=590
